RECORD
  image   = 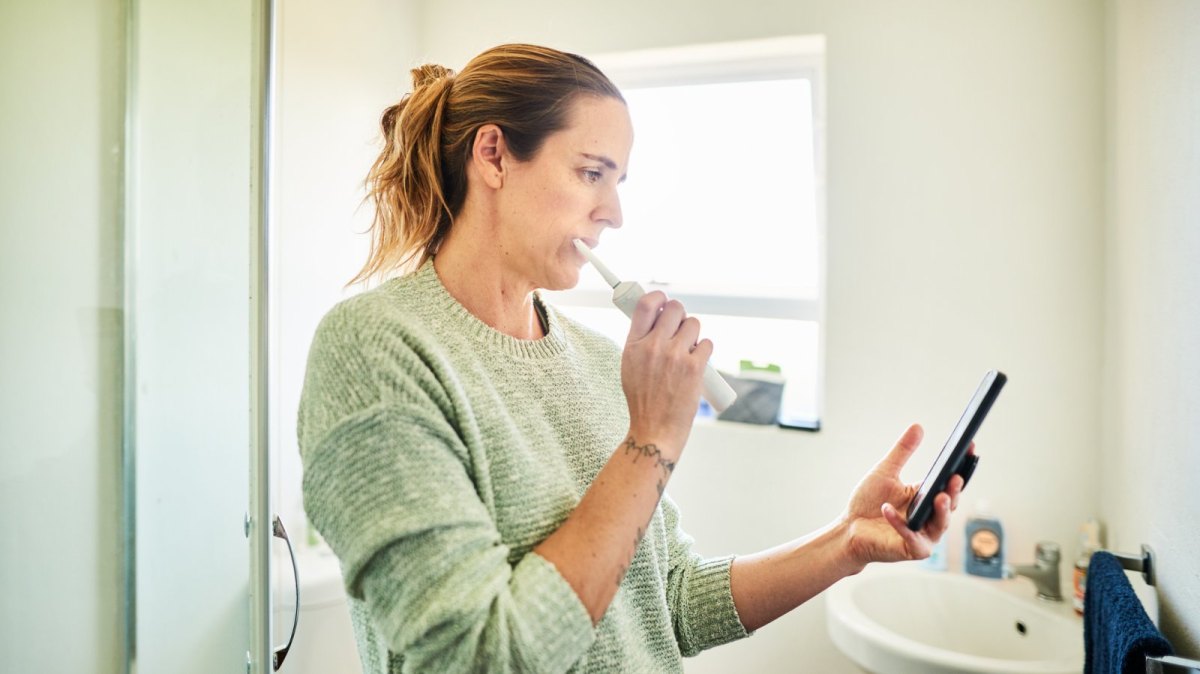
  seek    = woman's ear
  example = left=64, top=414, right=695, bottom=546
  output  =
left=471, top=124, right=507, bottom=189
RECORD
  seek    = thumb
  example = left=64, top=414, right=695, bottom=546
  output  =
left=877, top=423, right=924, bottom=476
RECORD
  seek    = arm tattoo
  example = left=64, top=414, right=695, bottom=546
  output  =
left=620, top=436, right=676, bottom=497
left=613, top=437, right=675, bottom=588
left=615, top=526, right=649, bottom=587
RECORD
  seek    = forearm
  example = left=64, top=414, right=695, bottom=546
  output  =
left=534, top=432, right=679, bottom=624
left=729, top=520, right=864, bottom=632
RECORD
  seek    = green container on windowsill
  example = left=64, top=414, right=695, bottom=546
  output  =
left=716, top=361, right=785, bottom=425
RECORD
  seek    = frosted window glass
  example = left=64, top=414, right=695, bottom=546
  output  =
left=584, top=79, right=818, bottom=300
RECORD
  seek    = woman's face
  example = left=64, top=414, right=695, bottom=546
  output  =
left=496, top=95, right=633, bottom=291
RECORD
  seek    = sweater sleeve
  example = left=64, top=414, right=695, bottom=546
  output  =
left=661, top=495, right=753, bottom=656
left=298, top=306, right=595, bottom=672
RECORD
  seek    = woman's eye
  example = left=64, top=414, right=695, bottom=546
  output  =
left=581, top=169, right=603, bottom=184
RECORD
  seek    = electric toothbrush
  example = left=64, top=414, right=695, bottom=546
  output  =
left=573, top=239, right=738, bottom=414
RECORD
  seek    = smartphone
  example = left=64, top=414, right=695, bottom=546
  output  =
left=905, top=369, right=1007, bottom=531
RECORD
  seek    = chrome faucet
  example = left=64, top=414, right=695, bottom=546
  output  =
left=1008, top=541, right=1063, bottom=601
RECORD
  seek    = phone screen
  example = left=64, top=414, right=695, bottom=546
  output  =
left=906, top=370, right=1006, bottom=530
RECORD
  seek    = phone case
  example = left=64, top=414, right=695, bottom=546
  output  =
left=905, top=370, right=1005, bottom=531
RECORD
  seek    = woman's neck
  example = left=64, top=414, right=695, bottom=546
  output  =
left=432, top=229, right=544, bottom=341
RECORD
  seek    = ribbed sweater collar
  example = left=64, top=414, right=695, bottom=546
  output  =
left=396, top=258, right=570, bottom=361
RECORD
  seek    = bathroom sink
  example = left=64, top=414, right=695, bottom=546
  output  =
left=825, top=565, right=1083, bottom=674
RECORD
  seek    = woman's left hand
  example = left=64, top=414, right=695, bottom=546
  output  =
left=840, top=424, right=967, bottom=567
left=729, top=423, right=971, bottom=631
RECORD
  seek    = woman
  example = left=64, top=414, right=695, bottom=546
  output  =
left=298, top=43, right=964, bottom=673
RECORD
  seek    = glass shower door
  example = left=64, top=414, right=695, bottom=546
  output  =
left=126, top=0, right=272, bottom=672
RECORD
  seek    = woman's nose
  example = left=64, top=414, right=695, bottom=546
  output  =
left=594, top=189, right=623, bottom=229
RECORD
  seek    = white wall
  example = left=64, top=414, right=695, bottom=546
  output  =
left=1101, top=0, right=1200, bottom=659
left=270, top=0, right=420, bottom=587
left=274, top=0, right=1115, bottom=671
left=0, top=1, right=126, bottom=671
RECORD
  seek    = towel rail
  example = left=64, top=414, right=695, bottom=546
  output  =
left=1147, top=654, right=1200, bottom=673
left=1107, top=544, right=1200, bottom=673
left=1108, top=543, right=1157, bottom=587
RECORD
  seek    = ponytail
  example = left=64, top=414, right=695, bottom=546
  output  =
left=352, top=65, right=456, bottom=284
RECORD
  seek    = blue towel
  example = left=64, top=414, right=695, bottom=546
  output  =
left=1084, top=551, right=1173, bottom=674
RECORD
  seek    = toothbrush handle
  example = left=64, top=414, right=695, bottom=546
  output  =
left=701, top=365, right=738, bottom=414
left=611, top=282, right=738, bottom=414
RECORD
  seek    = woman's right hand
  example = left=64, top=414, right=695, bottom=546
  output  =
left=538, top=290, right=713, bottom=625
left=620, top=290, right=712, bottom=456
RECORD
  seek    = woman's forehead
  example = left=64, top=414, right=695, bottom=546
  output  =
left=553, top=96, right=633, bottom=166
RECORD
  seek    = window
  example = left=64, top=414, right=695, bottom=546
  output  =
left=546, top=37, right=826, bottom=428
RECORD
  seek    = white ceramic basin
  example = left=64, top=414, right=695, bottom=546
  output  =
left=826, top=565, right=1083, bottom=674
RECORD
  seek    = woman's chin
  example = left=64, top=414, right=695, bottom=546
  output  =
left=542, top=267, right=582, bottom=292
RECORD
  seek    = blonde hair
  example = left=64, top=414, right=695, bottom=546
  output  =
left=352, top=44, right=624, bottom=284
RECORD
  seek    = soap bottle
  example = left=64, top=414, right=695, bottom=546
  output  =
left=964, top=501, right=1005, bottom=578
left=1073, top=518, right=1104, bottom=615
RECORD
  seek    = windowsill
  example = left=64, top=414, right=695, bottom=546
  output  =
left=692, top=415, right=821, bottom=437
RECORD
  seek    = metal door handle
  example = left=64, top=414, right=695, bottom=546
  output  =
left=272, top=515, right=298, bottom=671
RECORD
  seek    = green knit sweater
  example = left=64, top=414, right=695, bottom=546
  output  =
left=298, top=260, right=750, bottom=673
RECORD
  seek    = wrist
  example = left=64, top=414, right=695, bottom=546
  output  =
left=730, top=518, right=866, bottom=631
left=623, top=426, right=684, bottom=463
left=830, top=517, right=870, bottom=577
left=613, top=432, right=681, bottom=496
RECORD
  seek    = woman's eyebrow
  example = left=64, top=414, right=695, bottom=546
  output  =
left=581, top=152, right=618, bottom=170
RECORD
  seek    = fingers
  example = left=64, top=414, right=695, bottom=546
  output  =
left=945, top=474, right=964, bottom=511
left=627, top=292, right=690, bottom=343
left=874, top=469, right=965, bottom=564
left=881, top=502, right=928, bottom=556
left=877, top=424, right=924, bottom=475
left=627, top=292, right=709, bottom=362
left=627, top=290, right=669, bottom=340
left=654, top=300, right=687, bottom=341
left=881, top=493, right=950, bottom=561
left=923, top=492, right=954, bottom=540
left=690, top=337, right=714, bottom=361
left=673, top=315, right=702, bottom=351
